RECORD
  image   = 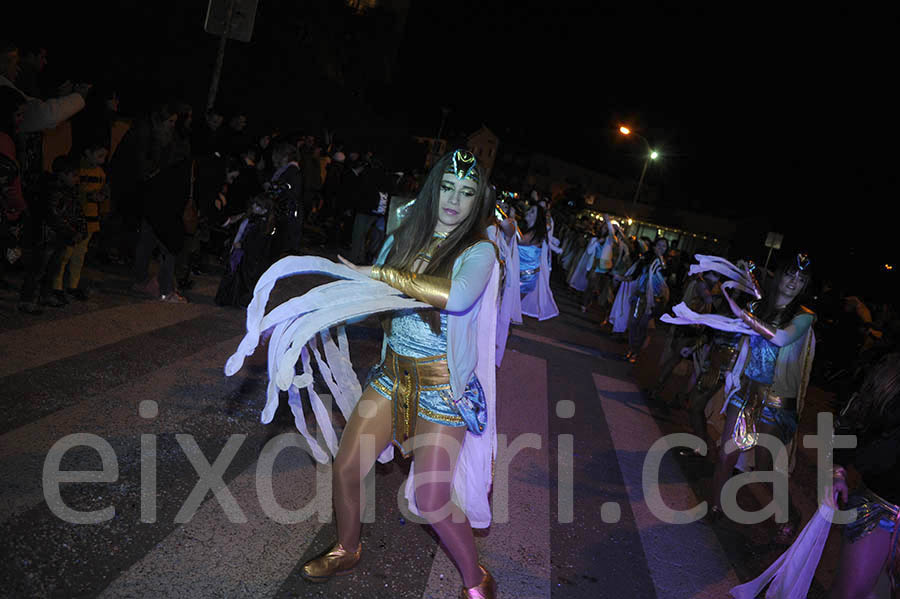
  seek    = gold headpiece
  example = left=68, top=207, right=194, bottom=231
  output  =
left=445, top=149, right=479, bottom=182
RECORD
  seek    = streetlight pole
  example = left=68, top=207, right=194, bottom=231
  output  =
left=618, top=126, right=657, bottom=211
left=206, top=0, right=236, bottom=114
left=632, top=154, right=650, bottom=208
left=429, top=107, right=450, bottom=167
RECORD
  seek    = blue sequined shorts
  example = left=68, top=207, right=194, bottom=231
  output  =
left=843, top=488, right=900, bottom=543
left=367, top=358, right=469, bottom=428
left=520, top=268, right=539, bottom=295
left=727, top=394, right=798, bottom=444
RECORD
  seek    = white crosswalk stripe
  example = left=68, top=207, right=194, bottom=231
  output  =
left=0, top=336, right=249, bottom=524
left=594, top=373, right=741, bottom=598
left=98, top=446, right=326, bottom=598
left=422, top=350, right=551, bottom=599
left=0, top=302, right=215, bottom=377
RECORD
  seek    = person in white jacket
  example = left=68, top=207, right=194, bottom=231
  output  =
left=1, top=43, right=88, bottom=134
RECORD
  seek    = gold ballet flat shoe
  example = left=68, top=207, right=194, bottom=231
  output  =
left=460, top=565, right=496, bottom=599
left=300, top=542, right=362, bottom=583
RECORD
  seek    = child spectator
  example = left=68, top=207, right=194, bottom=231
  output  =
left=18, top=154, right=86, bottom=313
left=50, top=142, right=108, bottom=301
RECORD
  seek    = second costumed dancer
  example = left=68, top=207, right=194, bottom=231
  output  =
left=663, top=254, right=816, bottom=545
left=226, top=149, right=500, bottom=598
left=518, top=202, right=559, bottom=320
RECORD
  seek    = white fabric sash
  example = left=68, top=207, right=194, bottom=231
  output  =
left=730, top=504, right=835, bottom=598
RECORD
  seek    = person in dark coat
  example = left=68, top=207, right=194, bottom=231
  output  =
left=268, top=142, right=303, bottom=258
left=128, top=101, right=188, bottom=302
left=349, top=156, right=388, bottom=264
left=215, top=191, right=277, bottom=308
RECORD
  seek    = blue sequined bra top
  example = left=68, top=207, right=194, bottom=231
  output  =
left=743, top=307, right=791, bottom=385
left=388, top=310, right=449, bottom=358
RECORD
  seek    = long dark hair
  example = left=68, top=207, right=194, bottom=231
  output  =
left=756, top=260, right=812, bottom=322
left=385, top=150, right=491, bottom=278
left=839, top=353, right=900, bottom=439
left=521, top=203, right=547, bottom=244
left=0, top=86, right=26, bottom=137
left=383, top=150, right=492, bottom=333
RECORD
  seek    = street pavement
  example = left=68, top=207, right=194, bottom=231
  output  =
left=0, top=251, right=860, bottom=598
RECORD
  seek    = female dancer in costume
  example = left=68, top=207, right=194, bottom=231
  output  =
left=518, top=202, right=559, bottom=319
left=710, top=255, right=815, bottom=543
left=597, top=225, right=631, bottom=325
left=649, top=268, right=721, bottom=401
left=829, top=352, right=900, bottom=598
left=624, top=236, right=669, bottom=363
left=581, top=214, right=617, bottom=313
left=608, top=237, right=645, bottom=335
left=559, top=215, right=586, bottom=275
left=566, top=223, right=596, bottom=294
left=490, top=188, right=521, bottom=366
left=303, top=149, right=499, bottom=598
left=517, top=202, right=546, bottom=295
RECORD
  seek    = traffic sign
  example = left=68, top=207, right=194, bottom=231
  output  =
left=204, top=0, right=258, bottom=42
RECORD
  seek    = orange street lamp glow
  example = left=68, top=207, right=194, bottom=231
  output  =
left=619, top=126, right=631, bottom=135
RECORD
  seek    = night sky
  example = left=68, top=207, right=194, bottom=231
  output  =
left=7, top=1, right=897, bottom=296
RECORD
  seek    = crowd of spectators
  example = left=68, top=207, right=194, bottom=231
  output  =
left=1, top=40, right=424, bottom=313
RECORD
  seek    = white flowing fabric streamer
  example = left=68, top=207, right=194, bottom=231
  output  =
left=315, top=329, right=357, bottom=420
left=567, top=237, right=597, bottom=292
left=225, top=253, right=502, bottom=526
left=547, top=218, right=562, bottom=256
left=287, top=385, right=329, bottom=463
left=609, top=279, right=636, bottom=333
left=225, top=256, right=430, bottom=463
left=659, top=255, right=763, bottom=407
left=262, top=320, right=292, bottom=424
left=226, top=256, right=364, bottom=376
left=724, top=339, right=751, bottom=407
left=493, top=226, right=521, bottom=366
left=661, top=301, right=756, bottom=335
left=506, top=234, right=522, bottom=325
left=689, top=254, right=761, bottom=299
left=300, top=345, right=340, bottom=457
left=730, top=504, right=835, bottom=599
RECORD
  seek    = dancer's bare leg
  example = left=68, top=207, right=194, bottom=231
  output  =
left=753, top=421, right=797, bottom=526
left=712, top=403, right=742, bottom=513
left=412, top=418, right=483, bottom=588
left=332, top=387, right=394, bottom=549
left=829, top=525, right=891, bottom=599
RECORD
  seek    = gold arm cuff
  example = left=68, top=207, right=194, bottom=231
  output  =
left=741, top=309, right=777, bottom=340
left=371, top=265, right=450, bottom=309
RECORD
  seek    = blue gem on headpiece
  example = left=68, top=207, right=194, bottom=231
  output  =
left=445, top=149, right=479, bottom=182
left=796, top=253, right=811, bottom=271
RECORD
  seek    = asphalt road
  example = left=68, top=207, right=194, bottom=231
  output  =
left=0, top=250, right=869, bottom=598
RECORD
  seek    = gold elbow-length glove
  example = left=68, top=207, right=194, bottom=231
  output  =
left=370, top=265, right=451, bottom=310
left=739, top=309, right=777, bottom=340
